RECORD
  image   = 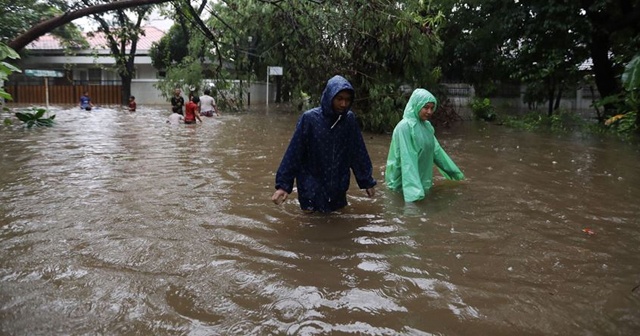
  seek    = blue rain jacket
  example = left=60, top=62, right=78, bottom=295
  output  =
left=385, top=89, right=464, bottom=202
left=275, top=75, right=377, bottom=212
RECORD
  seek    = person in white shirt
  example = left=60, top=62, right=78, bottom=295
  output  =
left=166, top=113, right=183, bottom=124
left=199, top=88, right=219, bottom=117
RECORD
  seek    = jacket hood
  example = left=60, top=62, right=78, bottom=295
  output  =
left=403, top=88, right=438, bottom=123
left=320, top=75, right=355, bottom=117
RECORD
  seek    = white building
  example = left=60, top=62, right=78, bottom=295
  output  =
left=9, top=25, right=167, bottom=105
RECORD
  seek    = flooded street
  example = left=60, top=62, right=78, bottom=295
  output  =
left=1, top=105, right=639, bottom=335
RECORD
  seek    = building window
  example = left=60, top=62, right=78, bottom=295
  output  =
left=88, top=68, right=101, bottom=84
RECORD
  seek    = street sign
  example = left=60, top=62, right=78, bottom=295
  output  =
left=266, top=66, right=283, bottom=108
left=24, top=69, right=64, bottom=109
left=25, top=69, right=64, bottom=78
left=268, top=66, right=283, bottom=76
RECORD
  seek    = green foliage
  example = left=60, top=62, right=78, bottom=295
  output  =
left=149, top=24, right=190, bottom=70
left=469, top=97, right=496, bottom=121
left=14, top=107, right=56, bottom=128
left=153, top=57, right=204, bottom=98
left=0, top=0, right=84, bottom=45
left=440, top=0, right=637, bottom=120
left=359, top=84, right=406, bottom=133
left=622, top=54, right=640, bottom=92
left=158, top=0, right=445, bottom=129
left=501, top=110, right=584, bottom=133
left=0, top=42, right=20, bottom=101
left=548, top=110, right=585, bottom=132
left=594, top=54, right=640, bottom=138
left=604, top=112, right=637, bottom=137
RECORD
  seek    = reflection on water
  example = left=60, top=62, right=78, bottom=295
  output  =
left=1, top=105, right=639, bottom=335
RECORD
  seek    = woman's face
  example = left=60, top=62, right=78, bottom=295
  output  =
left=418, top=102, right=435, bottom=121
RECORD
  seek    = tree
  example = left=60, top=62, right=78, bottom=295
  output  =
left=441, top=0, right=640, bottom=120
left=174, top=0, right=446, bottom=132
left=8, top=0, right=174, bottom=52
left=81, top=0, right=156, bottom=105
left=1, top=0, right=85, bottom=48
left=149, top=24, right=190, bottom=71
left=150, top=0, right=210, bottom=72
left=581, top=0, right=640, bottom=108
left=500, top=1, right=590, bottom=116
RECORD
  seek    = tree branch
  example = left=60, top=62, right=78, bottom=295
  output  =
left=8, top=0, right=173, bottom=51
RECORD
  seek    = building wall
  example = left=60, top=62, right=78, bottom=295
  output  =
left=130, top=79, right=274, bottom=106
left=441, top=82, right=599, bottom=118
left=131, top=79, right=166, bottom=105
left=135, top=65, right=159, bottom=80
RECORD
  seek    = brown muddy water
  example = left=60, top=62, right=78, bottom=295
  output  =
left=1, top=105, right=639, bottom=335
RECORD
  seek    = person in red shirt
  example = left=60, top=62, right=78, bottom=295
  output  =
left=184, top=96, right=202, bottom=124
left=128, top=95, right=137, bottom=111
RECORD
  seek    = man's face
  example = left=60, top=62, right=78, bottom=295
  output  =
left=418, top=102, right=435, bottom=121
left=332, top=90, right=352, bottom=114
left=174, top=89, right=181, bottom=96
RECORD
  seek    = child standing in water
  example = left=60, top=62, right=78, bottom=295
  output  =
left=128, top=95, right=137, bottom=111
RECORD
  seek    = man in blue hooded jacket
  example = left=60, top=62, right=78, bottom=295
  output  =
left=272, top=75, right=377, bottom=213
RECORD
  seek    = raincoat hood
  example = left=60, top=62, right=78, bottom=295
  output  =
left=320, top=75, right=355, bottom=118
left=403, top=88, right=438, bottom=125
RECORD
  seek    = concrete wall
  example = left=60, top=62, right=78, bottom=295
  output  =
left=131, top=79, right=166, bottom=105
left=130, top=79, right=276, bottom=106
left=441, top=82, right=600, bottom=117
left=247, top=81, right=274, bottom=105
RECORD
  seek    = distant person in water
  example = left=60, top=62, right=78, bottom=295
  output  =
left=184, top=95, right=202, bottom=125
left=170, top=88, right=184, bottom=115
left=198, top=88, right=219, bottom=117
left=167, top=113, right=183, bottom=125
left=128, top=95, right=137, bottom=112
left=79, top=91, right=94, bottom=111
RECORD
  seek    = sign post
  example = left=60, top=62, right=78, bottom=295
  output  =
left=24, top=69, right=64, bottom=110
left=266, top=66, right=283, bottom=108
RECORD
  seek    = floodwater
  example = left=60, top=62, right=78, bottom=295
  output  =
left=1, top=105, right=639, bottom=335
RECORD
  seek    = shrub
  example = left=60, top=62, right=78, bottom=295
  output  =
left=469, top=97, right=496, bottom=121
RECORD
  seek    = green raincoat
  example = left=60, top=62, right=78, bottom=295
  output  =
left=385, top=89, right=464, bottom=202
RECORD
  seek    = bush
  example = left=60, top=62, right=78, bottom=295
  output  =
left=501, top=110, right=586, bottom=133
left=469, top=97, right=496, bottom=121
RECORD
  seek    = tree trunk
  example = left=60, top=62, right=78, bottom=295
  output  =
left=121, top=74, right=132, bottom=107
left=553, top=86, right=563, bottom=111
left=588, top=32, right=620, bottom=117
left=547, top=88, right=554, bottom=117
left=8, top=0, right=173, bottom=52
left=120, top=57, right=136, bottom=106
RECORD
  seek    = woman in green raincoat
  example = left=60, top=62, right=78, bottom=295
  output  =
left=385, top=88, right=464, bottom=202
